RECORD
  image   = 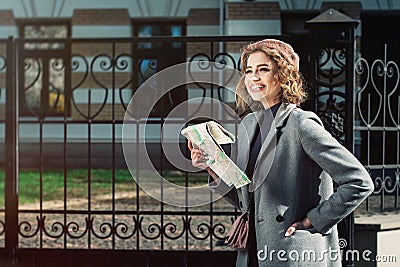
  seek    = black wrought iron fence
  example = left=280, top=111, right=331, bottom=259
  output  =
left=355, top=44, right=400, bottom=213
left=1, top=36, right=295, bottom=264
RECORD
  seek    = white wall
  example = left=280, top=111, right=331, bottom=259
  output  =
left=72, top=26, right=132, bottom=38
left=187, top=25, right=220, bottom=36
left=225, top=20, right=281, bottom=35
left=377, top=230, right=400, bottom=267
left=0, top=26, right=18, bottom=39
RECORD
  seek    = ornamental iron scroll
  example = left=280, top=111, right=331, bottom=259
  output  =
left=355, top=44, right=399, bottom=128
left=188, top=52, right=239, bottom=119
left=17, top=214, right=228, bottom=249
left=19, top=41, right=244, bottom=120
left=0, top=42, right=6, bottom=247
left=0, top=54, right=6, bottom=101
left=354, top=44, right=400, bottom=211
left=316, top=47, right=348, bottom=141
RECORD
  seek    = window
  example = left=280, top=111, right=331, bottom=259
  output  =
left=132, top=18, right=187, bottom=118
left=17, top=19, right=71, bottom=117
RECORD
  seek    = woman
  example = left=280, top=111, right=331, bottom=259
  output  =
left=189, top=39, right=374, bottom=267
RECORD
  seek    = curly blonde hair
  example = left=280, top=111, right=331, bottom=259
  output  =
left=235, top=46, right=307, bottom=114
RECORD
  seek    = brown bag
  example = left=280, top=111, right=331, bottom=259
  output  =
left=224, top=212, right=249, bottom=251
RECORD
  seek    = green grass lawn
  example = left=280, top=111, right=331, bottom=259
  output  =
left=0, top=169, right=208, bottom=206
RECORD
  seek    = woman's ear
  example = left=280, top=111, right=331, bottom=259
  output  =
left=273, top=74, right=279, bottom=84
left=274, top=74, right=281, bottom=84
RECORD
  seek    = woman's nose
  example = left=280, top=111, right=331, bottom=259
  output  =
left=250, top=72, right=260, bottom=80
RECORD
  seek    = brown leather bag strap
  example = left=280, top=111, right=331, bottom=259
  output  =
left=246, top=191, right=254, bottom=213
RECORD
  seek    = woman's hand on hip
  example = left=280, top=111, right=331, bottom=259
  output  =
left=285, top=217, right=312, bottom=237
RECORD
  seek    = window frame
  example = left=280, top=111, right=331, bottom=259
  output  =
left=17, top=18, right=71, bottom=117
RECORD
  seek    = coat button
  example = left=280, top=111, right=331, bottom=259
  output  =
left=239, top=201, right=243, bottom=208
left=276, top=215, right=284, bottom=222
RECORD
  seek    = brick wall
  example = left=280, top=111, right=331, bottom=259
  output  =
left=72, top=43, right=132, bottom=57
left=0, top=73, right=5, bottom=88
left=0, top=104, right=4, bottom=120
left=72, top=9, right=130, bottom=25
left=187, top=8, right=220, bottom=25
left=71, top=72, right=133, bottom=89
left=186, top=42, right=220, bottom=61
left=0, top=10, right=15, bottom=25
left=226, top=41, right=250, bottom=56
left=226, top=2, right=280, bottom=20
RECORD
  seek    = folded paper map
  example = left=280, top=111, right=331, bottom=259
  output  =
left=181, top=121, right=250, bottom=188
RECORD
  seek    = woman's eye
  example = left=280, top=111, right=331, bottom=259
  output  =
left=245, top=70, right=252, bottom=74
left=259, top=68, right=269, bottom=72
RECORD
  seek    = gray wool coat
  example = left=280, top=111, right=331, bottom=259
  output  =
left=210, top=103, right=374, bottom=267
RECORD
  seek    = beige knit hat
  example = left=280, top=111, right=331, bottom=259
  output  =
left=241, top=39, right=300, bottom=71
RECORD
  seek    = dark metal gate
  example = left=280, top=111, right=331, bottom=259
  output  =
left=0, top=35, right=282, bottom=267
left=0, top=15, right=362, bottom=266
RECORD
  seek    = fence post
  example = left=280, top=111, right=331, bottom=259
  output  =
left=5, top=36, right=18, bottom=257
left=306, top=9, right=359, bottom=267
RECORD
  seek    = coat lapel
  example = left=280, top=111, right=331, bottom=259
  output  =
left=236, top=103, right=297, bottom=209
left=235, top=111, right=263, bottom=171
left=251, top=103, right=297, bottom=191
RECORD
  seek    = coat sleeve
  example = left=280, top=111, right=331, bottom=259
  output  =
left=296, top=111, right=374, bottom=234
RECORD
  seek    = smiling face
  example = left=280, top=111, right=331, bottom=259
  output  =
left=244, top=51, right=281, bottom=109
